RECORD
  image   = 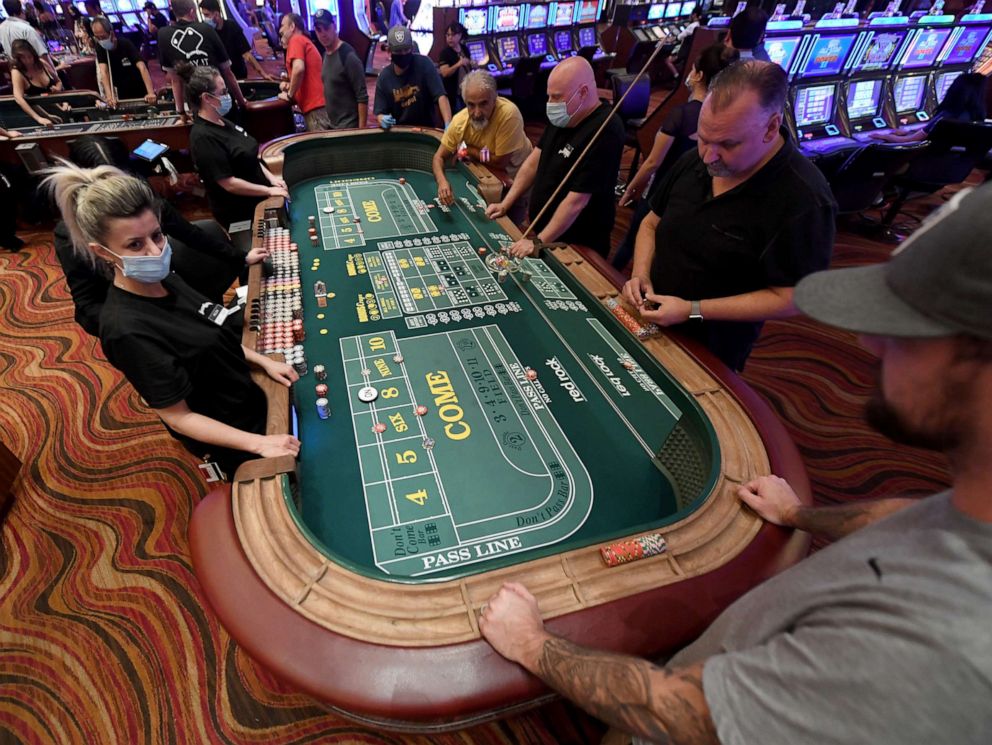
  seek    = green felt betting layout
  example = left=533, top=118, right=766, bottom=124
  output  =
left=282, top=139, right=719, bottom=582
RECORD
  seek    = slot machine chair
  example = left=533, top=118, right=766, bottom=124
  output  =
left=497, top=55, right=545, bottom=119
left=610, top=72, right=652, bottom=180
left=880, top=119, right=992, bottom=230
left=825, top=141, right=927, bottom=215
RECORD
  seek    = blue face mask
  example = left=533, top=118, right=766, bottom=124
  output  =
left=546, top=87, right=581, bottom=128
left=213, top=92, right=232, bottom=116
left=105, top=241, right=172, bottom=283
left=98, top=38, right=114, bottom=50
left=204, top=17, right=216, bottom=27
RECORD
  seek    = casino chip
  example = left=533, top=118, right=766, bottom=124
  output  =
left=357, top=386, right=379, bottom=403
left=621, top=359, right=635, bottom=371
left=525, top=368, right=538, bottom=381
left=399, top=177, right=407, bottom=185
left=372, top=422, right=387, bottom=434
left=323, top=206, right=335, bottom=213
left=414, top=404, right=428, bottom=416
left=422, top=436, right=436, bottom=451
left=393, top=353, right=404, bottom=363
left=360, top=368, right=371, bottom=377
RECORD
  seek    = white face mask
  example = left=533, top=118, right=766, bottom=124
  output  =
left=103, top=241, right=173, bottom=283
left=546, top=86, right=581, bottom=128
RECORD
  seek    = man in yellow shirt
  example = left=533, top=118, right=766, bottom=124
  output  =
left=431, top=70, right=532, bottom=222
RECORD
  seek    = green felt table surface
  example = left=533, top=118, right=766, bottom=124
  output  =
left=273, top=133, right=721, bottom=583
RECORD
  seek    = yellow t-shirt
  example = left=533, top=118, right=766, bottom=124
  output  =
left=440, top=97, right=532, bottom=177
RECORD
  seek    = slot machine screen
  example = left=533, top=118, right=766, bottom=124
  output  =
left=459, top=8, right=489, bottom=35
left=491, top=5, right=522, bottom=32
left=526, top=3, right=549, bottom=28
left=854, top=31, right=906, bottom=72
left=498, top=34, right=521, bottom=60
left=893, top=75, right=927, bottom=112
left=647, top=3, right=666, bottom=20
left=577, top=26, right=596, bottom=47
left=665, top=3, right=680, bottom=17
left=680, top=1, right=695, bottom=14
left=800, top=34, right=856, bottom=77
left=793, top=84, right=836, bottom=127
left=846, top=79, right=883, bottom=119
left=554, top=29, right=573, bottom=52
left=576, top=0, right=598, bottom=23
left=942, top=26, right=991, bottom=65
left=528, top=32, right=548, bottom=55
left=552, top=1, right=575, bottom=26
left=902, top=27, right=952, bottom=68
left=465, top=39, right=489, bottom=64
left=935, top=70, right=962, bottom=102
left=765, top=36, right=801, bottom=71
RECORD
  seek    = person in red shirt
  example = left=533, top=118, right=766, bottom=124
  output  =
left=278, top=13, right=328, bottom=131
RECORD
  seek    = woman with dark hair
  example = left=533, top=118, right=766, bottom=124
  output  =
left=10, top=38, right=63, bottom=127
left=44, top=162, right=299, bottom=479
left=871, top=72, right=989, bottom=143
left=438, top=21, right=471, bottom=112
left=178, top=62, right=288, bottom=229
left=612, top=44, right=739, bottom=270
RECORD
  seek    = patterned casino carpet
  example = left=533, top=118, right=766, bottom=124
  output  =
left=0, top=176, right=955, bottom=742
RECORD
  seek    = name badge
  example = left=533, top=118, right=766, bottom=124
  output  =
left=198, top=301, right=231, bottom=326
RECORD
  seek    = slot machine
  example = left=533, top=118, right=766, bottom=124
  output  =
left=550, top=1, right=578, bottom=59
left=706, top=1, right=747, bottom=30
left=932, top=14, right=992, bottom=107
left=521, top=2, right=557, bottom=68
left=638, top=3, right=667, bottom=42
left=574, top=0, right=606, bottom=60
left=890, top=15, right=955, bottom=126
left=489, top=4, right=525, bottom=73
left=458, top=6, right=502, bottom=78
left=763, top=19, right=808, bottom=74
left=787, top=19, right=860, bottom=156
left=844, top=16, right=911, bottom=141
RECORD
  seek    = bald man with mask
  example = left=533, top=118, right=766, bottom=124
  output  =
left=485, top=56, right=624, bottom=258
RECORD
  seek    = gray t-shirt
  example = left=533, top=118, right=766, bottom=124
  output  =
left=322, top=41, right=368, bottom=130
left=637, top=491, right=992, bottom=744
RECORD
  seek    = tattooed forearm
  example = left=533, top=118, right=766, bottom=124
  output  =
left=791, top=497, right=917, bottom=541
left=534, top=637, right=718, bottom=745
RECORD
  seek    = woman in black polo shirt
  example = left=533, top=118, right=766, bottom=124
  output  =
left=178, top=62, right=288, bottom=230
left=44, top=162, right=299, bottom=478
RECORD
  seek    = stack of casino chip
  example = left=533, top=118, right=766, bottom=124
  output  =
left=599, top=532, right=668, bottom=567
left=258, top=226, right=307, bottom=375
left=604, top=297, right=661, bottom=340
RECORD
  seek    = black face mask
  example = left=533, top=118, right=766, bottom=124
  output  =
left=391, top=53, right=412, bottom=70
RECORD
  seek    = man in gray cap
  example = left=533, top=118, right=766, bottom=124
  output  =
left=476, top=185, right=992, bottom=744
left=373, top=24, right=451, bottom=129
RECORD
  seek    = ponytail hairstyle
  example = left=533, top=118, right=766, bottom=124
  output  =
left=175, top=61, right=222, bottom=115
left=43, top=161, right=158, bottom=268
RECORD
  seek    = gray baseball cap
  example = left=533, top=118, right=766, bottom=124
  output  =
left=387, top=24, right=414, bottom=53
left=795, top=185, right=992, bottom=340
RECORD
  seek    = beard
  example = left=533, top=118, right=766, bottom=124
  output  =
left=705, top=160, right=734, bottom=178
left=469, top=116, right=489, bottom=131
left=864, top=380, right=966, bottom=453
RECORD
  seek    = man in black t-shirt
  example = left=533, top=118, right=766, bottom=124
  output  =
left=486, top=56, right=624, bottom=258
left=158, top=0, right=246, bottom=114
left=373, top=25, right=451, bottom=129
left=622, top=61, right=837, bottom=371
left=199, top=0, right=272, bottom=81
left=144, top=1, right=168, bottom=34
left=91, top=16, right=158, bottom=105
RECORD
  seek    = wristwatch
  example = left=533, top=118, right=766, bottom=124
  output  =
left=689, top=300, right=704, bottom=321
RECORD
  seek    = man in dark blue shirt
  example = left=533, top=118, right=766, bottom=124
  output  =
left=373, top=24, right=451, bottom=129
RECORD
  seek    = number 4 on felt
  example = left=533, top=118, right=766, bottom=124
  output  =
left=405, top=488, right=428, bottom=506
